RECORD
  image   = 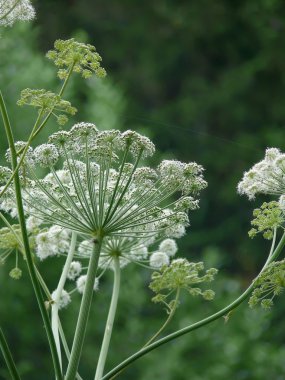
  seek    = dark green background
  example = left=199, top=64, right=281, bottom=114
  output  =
left=1, top=1, right=285, bottom=379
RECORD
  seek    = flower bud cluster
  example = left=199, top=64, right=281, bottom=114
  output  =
left=249, top=259, right=285, bottom=309
left=150, top=258, right=217, bottom=312
left=17, top=89, right=77, bottom=125
left=248, top=201, right=285, bottom=240
left=0, top=0, right=35, bottom=27
left=238, top=147, right=285, bottom=200
left=46, top=38, right=107, bottom=80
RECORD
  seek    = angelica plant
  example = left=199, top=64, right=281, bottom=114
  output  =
left=1, top=4, right=285, bottom=380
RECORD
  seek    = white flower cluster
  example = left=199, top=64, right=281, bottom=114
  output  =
left=7, top=124, right=206, bottom=243
left=35, top=226, right=70, bottom=260
left=0, top=0, right=35, bottom=27
left=51, top=289, right=71, bottom=310
left=0, top=124, right=208, bottom=305
left=238, top=148, right=285, bottom=200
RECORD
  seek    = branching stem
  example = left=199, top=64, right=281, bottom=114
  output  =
left=102, top=231, right=285, bottom=380
left=0, top=92, right=63, bottom=380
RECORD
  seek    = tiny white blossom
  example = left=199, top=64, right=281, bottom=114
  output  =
left=67, top=261, right=82, bottom=280
left=26, top=215, right=41, bottom=232
left=34, top=144, right=59, bottom=168
left=76, top=275, right=99, bottom=294
left=35, top=225, right=70, bottom=260
left=51, top=289, right=71, bottom=310
left=159, top=239, right=178, bottom=257
left=150, top=251, right=170, bottom=268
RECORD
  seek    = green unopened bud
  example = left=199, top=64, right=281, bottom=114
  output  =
left=9, top=267, right=22, bottom=280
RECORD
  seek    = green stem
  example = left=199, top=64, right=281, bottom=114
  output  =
left=52, top=232, right=77, bottom=370
left=0, top=109, right=44, bottom=198
left=0, top=327, right=21, bottom=380
left=0, top=63, right=74, bottom=199
left=31, top=63, right=75, bottom=141
left=58, top=320, right=84, bottom=380
left=65, top=235, right=103, bottom=380
left=34, top=269, right=83, bottom=380
left=102, top=232, right=285, bottom=380
left=94, top=257, right=121, bottom=380
left=143, top=288, right=180, bottom=348
left=0, top=61, right=75, bottom=191
left=0, top=92, right=63, bottom=380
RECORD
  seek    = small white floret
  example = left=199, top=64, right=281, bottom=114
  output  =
left=150, top=251, right=170, bottom=268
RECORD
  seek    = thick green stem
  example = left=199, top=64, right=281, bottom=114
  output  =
left=102, top=232, right=285, bottom=380
left=52, top=232, right=77, bottom=370
left=0, top=92, right=63, bottom=380
left=94, top=257, right=121, bottom=380
left=0, top=327, right=21, bottom=380
left=65, top=236, right=103, bottom=380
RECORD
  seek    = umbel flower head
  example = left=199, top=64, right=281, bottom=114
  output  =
left=0, top=0, right=35, bottom=27
left=46, top=38, right=107, bottom=80
left=248, top=201, right=285, bottom=240
left=150, top=258, right=217, bottom=312
left=4, top=123, right=207, bottom=243
left=17, top=89, right=77, bottom=125
left=249, top=259, right=285, bottom=310
left=238, top=147, right=285, bottom=200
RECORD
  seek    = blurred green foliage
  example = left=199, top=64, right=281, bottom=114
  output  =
left=1, top=0, right=285, bottom=378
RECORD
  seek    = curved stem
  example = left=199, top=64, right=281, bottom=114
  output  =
left=102, top=232, right=285, bottom=380
left=0, top=327, right=21, bottom=380
left=52, top=232, right=77, bottom=370
left=65, top=235, right=103, bottom=380
left=143, top=288, right=180, bottom=348
left=94, top=257, right=121, bottom=380
left=0, top=91, right=63, bottom=380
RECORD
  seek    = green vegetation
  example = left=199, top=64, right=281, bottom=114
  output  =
left=1, top=1, right=285, bottom=379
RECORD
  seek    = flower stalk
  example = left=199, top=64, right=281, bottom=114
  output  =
left=52, top=232, right=78, bottom=370
left=94, top=256, right=121, bottom=380
left=0, top=327, right=21, bottom=380
left=102, top=231, right=285, bottom=380
left=65, top=235, right=103, bottom=380
left=0, top=91, right=63, bottom=380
